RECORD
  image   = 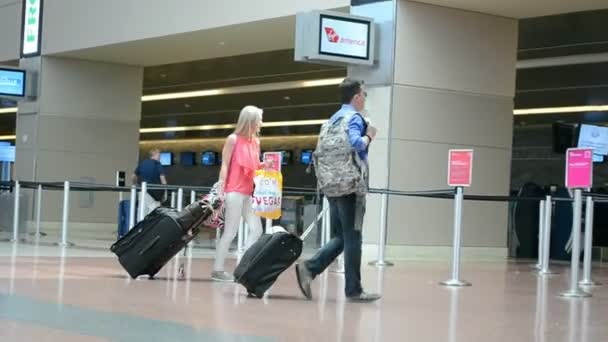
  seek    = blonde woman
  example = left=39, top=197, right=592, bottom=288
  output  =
left=212, top=105, right=266, bottom=282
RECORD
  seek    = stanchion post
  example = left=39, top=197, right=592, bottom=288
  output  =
left=580, top=195, right=601, bottom=286
left=35, top=184, right=43, bottom=237
left=369, top=192, right=394, bottom=267
left=559, top=189, right=591, bottom=297
left=10, top=181, right=20, bottom=243
left=440, top=187, right=471, bottom=287
left=539, top=196, right=557, bottom=275
left=138, top=182, right=147, bottom=222
left=190, top=190, right=196, bottom=204
left=177, top=188, right=184, bottom=211
left=533, top=200, right=545, bottom=270
left=129, top=186, right=136, bottom=230
left=59, top=181, right=70, bottom=247
left=170, top=191, right=176, bottom=208
left=265, top=218, right=272, bottom=233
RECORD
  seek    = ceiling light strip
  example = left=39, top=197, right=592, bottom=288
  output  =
left=0, top=107, right=18, bottom=114
left=141, top=78, right=344, bottom=102
left=513, top=105, right=608, bottom=115
left=0, top=135, right=16, bottom=140
left=139, top=119, right=327, bottom=134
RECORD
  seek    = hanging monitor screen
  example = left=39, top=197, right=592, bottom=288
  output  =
left=0, top=145, right=15, bottom=162
left=578, top=124, right=608, bottom=155
left=159, top=152, right=173, bottom=166
left=0, top=68, right=26, bottom=97
left=295, top=10, right=375, bottom=66
left=319, top=14, right=371, bottom=60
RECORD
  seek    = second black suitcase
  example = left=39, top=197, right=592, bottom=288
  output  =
left=110, top=201, right=213, bottom=279
left=234, top=231, right=303, bottom=298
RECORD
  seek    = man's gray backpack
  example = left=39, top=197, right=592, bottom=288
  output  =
left=313, top=112, right=368, bottom=197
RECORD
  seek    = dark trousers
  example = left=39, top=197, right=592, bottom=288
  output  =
left=305, top=194, right=363, bottom=297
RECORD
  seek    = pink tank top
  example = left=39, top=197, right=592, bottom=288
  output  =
left=224, top=135, right=261, bottom=195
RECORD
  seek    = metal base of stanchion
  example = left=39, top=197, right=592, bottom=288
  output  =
left=368, top=260, right=394, bottom=267
left=440, top=279, right=472, bottom=287
left=55, top=241, right=75, bottom=247
left=579, top=280, right=602, bottom=287
left=531, top=263, right=541, bottom=270
left=536, top=270, right=559, bottom=276
left=558, top=289, right=592, bottom=298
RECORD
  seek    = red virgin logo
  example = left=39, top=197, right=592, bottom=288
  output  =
left=324, top=27, right=340, bottom=43
left=323, top=26, right=366, bottom=46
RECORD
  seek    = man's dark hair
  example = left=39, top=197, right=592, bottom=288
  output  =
left=339, top=78, right=364, bottom=104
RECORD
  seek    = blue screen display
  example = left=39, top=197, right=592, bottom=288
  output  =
left=159, top=152, right=173, bottom=166
left=202, top=152, right=217, bottom=166
left=280, top=150, right=291, bottom=165
left=0, top=145, right=15, bottom=162
left=301, top=150, right=312, bottom=165
left=180, top=152, right=195, bottom=166
left=0, top=69, right=26, bottom=97
left=593, top=154, right=604, bottom=163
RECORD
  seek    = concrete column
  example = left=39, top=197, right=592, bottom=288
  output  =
left=14, top=56, right=142, bottom=234
left=353, top=1, right=517, bottom=259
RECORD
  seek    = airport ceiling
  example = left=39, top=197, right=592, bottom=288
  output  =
left=1, top=8, right=608, bottom=139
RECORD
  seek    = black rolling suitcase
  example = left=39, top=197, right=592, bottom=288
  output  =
left=234, top=217, right=319, bottom=298
left=110, top=201, right=214, bottom=279
left=234, top=232, right=303, bottom=298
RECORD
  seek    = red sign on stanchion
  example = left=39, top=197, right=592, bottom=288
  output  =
left=448, top=149, right=474, bottom=187
left=565, top=148, right=593, bottom=189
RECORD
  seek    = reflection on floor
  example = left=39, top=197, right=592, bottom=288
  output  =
left=0, top=242, right=607, bottom=342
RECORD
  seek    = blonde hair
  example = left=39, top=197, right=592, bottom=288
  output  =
left=234, top=105, right=263, bottom=138
left=149, top=148, right=160, bottom=158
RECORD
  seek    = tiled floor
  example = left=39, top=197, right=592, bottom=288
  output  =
left=0, top=242, right=607, bottom=341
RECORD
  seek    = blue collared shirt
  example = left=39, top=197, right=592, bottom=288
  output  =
left=328, top=104, right=368, bottom=162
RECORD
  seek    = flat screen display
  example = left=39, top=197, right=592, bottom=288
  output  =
left=0, top=68, right=26, bottom=97
left=159, top=152, right=173, bottom=166
left=180, top=152, right=195, bottom=166
left=578, top=124, right=608, bottom=155
left=301, top=150, right=313, bottom=165
left=280, top=150, right=292, bottom=165
left=319, top=14, right=370, bottom=60
left=0, top=145, right=15, bottom=162
left=202, top=151, right=217, bottom=166
left=593, top=154, right=604, bottom=163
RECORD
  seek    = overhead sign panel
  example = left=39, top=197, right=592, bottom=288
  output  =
left=21, top=0, right=43, bottom=57
left=295, top=10, right=375, bottom=66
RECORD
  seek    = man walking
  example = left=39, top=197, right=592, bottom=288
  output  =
left=296, top=78, right=381, bottom=303
left=132, top=148, right=167, bottom=216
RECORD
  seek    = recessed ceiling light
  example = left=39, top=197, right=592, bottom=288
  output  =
left=283, top=96, right=291, bottom=101
left=160, top=73, right=167, bottom=78
left=184, top=103, right=191, bottom=108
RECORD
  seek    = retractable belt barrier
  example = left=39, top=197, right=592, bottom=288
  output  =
left=1, top=180, right=603, bottom=297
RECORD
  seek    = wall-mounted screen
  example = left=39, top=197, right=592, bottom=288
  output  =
left=202, top=151, right=217, bottom=166
left=319, top=14, right=371, bottom=60
left=300, top=150, right=313, bottom=165
left=0, top=68, right=26, bottom=97
left=0, top=145, right=15, bottom=162
left=159, top=152, right=173, bottom=166
left=295, top=10, right=375, bottom=67
left=280, top=150, right=292, bottom=165
left=578, top=123, right=608, bottom=155
left=180, top=152, right=195, bottom=166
